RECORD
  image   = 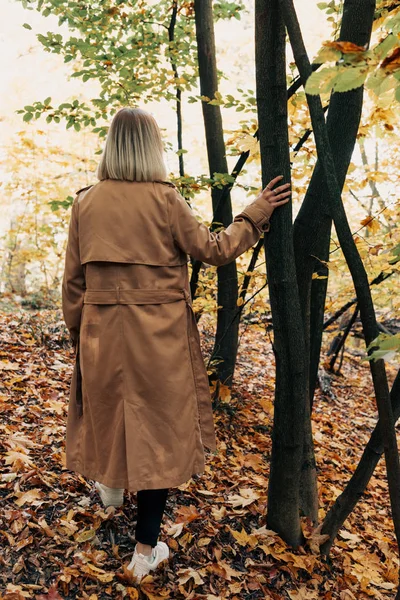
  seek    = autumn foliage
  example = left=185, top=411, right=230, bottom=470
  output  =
left=0, top=311, right=399, bottom=599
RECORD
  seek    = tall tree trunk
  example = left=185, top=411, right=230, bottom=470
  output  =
left=292, top=0, right=376, bottom=519
left=256, top=0, right=307, bottom=547
left=194, top=0, right=239, bottom=388
left=280, top=1, right=400, bottom=589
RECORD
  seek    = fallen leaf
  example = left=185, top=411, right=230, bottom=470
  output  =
left=14, top=488, right=42, bottom=506
left=174, top=504, right=200, bottom=523
left=229, top=527, right=258, bottom=548
left=177, top=568, right=204, bottom=586
left=228, top=487, right=259, bottom=508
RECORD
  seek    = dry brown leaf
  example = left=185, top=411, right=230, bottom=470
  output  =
left=288, top=586, right=319, bottom=599
left=177, top=568, right=204, bottom=586
left=14, top=489, right=42, bottom=506
left=174, top=504, right=200, bottom=524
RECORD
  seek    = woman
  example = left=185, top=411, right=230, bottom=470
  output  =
left=62, top=107, right=291, bottom=581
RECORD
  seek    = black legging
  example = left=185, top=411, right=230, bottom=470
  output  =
left=135, top=488, right=169, bottom=547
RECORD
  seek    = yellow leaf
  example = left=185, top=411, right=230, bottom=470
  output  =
left=211, top=505, right=227, bottom=520
left=360, top=215, right=380, bottom=234
left=229, top=527, right=259, bottom=548
left=236, top=133, right=260, bottom=156
left=14, top=489, right=42, bottom=506
left=75, top=528, right=97, bottom=543
left=198, top=537, right=212, bottom=547
left=5, top=451, right=34, bottom=467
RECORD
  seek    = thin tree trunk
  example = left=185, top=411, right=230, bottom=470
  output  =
left=168, top=1, right=185, bottom=177
left=328, top=305, right=359, bottom=372
left=256, top=0, right=307, bottom=547
left=280, top=1, right=400, bottom=588
left=321, top=370, right=400, bottom=554
left=291, top=0, right=376, bottom=519
left=194, top=0, right=239, bottom=388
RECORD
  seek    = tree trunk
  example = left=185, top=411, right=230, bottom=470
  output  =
left=194, top=0, right=239, bottom=388
left=292, top=0, right=376, bottom=519
left=256, top=0, right=307, bottom=547
left=321, top=370, right=400, bottom=554
left=168, top=0, right=185, bottom=178
left=281, top=0, right=400, bottom=587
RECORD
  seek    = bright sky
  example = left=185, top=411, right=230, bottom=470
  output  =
left=0, top=0, right=330, bottom=230
left=0, top=0, right=329, bottom=152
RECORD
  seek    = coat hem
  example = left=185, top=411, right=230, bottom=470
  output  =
left=65, top=460, right=206, bottom=492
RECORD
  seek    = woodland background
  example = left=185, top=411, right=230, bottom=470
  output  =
left=1, top=0, right=400, bottom=599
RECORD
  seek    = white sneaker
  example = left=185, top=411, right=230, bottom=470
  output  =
left=127, top=541, right=169, bottom=581
left=94, top=481, right=124, bottom=508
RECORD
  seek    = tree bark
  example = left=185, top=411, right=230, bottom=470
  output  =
left=291, top=0, right=376, bottom=519
left=280, top=1, right=400, bottom=586
left=194, top=0, right=239, bottom=388
left=168, top=0, right=185, bottom=177
left=321, top=370, right=400, bottom=554
left=256, top=0, right=307, bottom=547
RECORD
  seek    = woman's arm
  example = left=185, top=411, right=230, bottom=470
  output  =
left=62, top=198, right=86, bottom=346
left=167, top=177, right=291, bottom=267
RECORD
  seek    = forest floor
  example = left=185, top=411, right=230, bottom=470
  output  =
left=0, top=308, right=399, bottom=600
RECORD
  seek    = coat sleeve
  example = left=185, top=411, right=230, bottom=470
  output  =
left=166, top=188, right=271, bottom=267
left=62, top=198, right=85, bottom=345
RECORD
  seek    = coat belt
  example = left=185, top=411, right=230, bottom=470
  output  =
left=83, top=288, right=191, bottom=305
left=74, top=287, right=192, bottom=419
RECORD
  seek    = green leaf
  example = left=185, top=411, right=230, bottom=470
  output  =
left=305, top=67, right=338, bottom=95
left=314, top=46, right=341, bottom=64
left=375, top=33, right=398, bottom=60
left=365, top=333, right=400, bottom=362
left=332, top=67, right=368, bottom=92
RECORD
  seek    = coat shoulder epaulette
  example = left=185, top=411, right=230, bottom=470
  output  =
left=155, top=180, right=176, bottom=189
left=76, top=184, right=94, bottom=195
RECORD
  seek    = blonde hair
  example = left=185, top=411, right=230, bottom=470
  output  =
left=97, top=108, right=168, bottom=182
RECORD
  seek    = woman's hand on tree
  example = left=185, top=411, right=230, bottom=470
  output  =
left=256, top=175, right=291, bottom=219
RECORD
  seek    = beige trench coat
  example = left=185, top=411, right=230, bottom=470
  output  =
left=62, top=179, right=271, bottom=491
